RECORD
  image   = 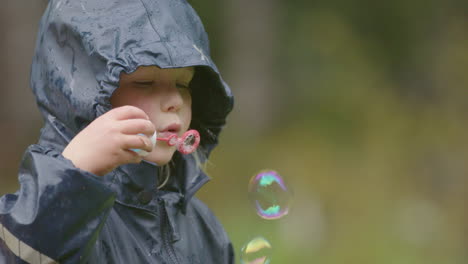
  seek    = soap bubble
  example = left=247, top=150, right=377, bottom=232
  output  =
left=248, top=170, right=292, bottom=220
left=240, top=236, right=272, bottom=264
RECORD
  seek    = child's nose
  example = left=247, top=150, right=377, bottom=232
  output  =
left=160, top=86, right=183, bottom=112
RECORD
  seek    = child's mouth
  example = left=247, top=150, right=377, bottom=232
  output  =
left=158, top=131, right=178, bottom=140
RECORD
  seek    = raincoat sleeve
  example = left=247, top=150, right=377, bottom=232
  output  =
left=0, top=144, right=116, bottom=263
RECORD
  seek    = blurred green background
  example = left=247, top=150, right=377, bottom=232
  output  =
left=1, top=0, right=468, bottom=263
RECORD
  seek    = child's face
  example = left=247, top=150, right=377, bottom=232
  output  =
left=111, top=66, right=194, bottom=165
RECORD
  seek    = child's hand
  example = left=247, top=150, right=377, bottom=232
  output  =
left=62, top=106, right=156, bottom=176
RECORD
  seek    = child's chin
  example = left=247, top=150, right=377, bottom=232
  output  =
left=143, top=149, right=175, bottom=165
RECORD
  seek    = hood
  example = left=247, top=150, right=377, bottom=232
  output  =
left=31, top=0, right=233, bottom=201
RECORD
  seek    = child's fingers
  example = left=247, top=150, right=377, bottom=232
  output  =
left=118, top=119, right=155, bottom=136
left=121, top=149, right=143, bottom=164
left=120, top=134, right=154, bottom=153
left=109, top=105, right=149, bottom=121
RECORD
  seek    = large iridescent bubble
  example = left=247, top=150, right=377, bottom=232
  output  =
left=248, top=170, right=292, bottom=220
left=240, top=236, right=272, bottom=264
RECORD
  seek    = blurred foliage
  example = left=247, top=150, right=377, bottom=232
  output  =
left=2, top=0, right=468, bottom=263
left=196, top=0, right=468, bottom=263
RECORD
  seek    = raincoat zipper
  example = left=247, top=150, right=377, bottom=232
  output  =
left=159, top=199, right=180, bottom=264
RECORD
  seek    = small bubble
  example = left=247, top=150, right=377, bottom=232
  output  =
left=240, top=236, right=272, bottom=264
left=248, top=170, right=292, bottom=220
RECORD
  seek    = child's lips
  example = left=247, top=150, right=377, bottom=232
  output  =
left=158, top=123, right=181, bottom=139
left=158, top=131, right=177, bottom=139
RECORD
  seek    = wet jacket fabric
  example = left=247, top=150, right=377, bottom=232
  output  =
left=0, top=0, right=234, bottom=263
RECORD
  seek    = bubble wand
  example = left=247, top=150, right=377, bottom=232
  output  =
left=133, top=129, right=200, bottom=156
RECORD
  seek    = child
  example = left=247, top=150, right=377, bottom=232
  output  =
left=0, top=0, right=234, bottom=263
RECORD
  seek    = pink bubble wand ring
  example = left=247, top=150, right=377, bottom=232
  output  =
left=157, top=129, right=200, bottom=155
left=132, top=129, right=200, bottom=156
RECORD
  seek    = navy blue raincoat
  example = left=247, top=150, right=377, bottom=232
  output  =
left=0, top=0, right=234, bottom=263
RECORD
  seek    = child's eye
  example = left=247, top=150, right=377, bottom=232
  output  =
left=177, top=83, right=191, bottom=92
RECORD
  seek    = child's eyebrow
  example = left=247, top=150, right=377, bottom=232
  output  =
left=120, top=68, right=155, bottom=81
left=179, top=68, right=195, bottom=81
